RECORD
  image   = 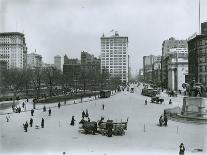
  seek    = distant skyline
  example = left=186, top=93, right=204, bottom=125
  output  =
left=0, top=0, right=207, bottom=76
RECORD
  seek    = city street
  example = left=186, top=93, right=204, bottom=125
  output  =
left=0, top=85, right=206, bottom=155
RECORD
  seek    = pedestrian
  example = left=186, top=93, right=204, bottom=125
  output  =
left=23, top=123, right=27, bottom=132
left=30, top=118, right=33, bottom=127
left=22, top=102, right=25, bottom=108
left=48, top=108, right=51, bottom=116
left=145, top=99, right=147, bottom=105
left=82, top=110, right=85, bottom=118
left=169, top=99, right=172, bottom=104
left=164, top=114, right=168, bottom=126
left=159, top=115, right=164, bottom=126
left=179, top=143, right=185, bottom=155
left=6, top=114, right=10, bottom=122
left=41, top=118, right=44, bottom=128
left=88, top=117, right=90, bottom=122
left=24, top=121, right=28, bottom=132
left=43, top=105, right=46, bottom=112
left=31, top=109, right=34, bottom=116
left=58, top=102, right=61, bottom=109
left=70, top=116, right=75, bottom=126
left=27, top=98, right=29, bottom=102
left=102, top=104, right=105, bottom=110
left=25, top=121, right=28, bottom=128
left=85, top=109, right=89, bottom=117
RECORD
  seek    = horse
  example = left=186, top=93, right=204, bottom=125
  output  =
left=79, top=119, right=97, bottom=135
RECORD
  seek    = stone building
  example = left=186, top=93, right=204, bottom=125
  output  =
left=27, top=52, right=42, bottom=69
left=100, top=32, right=129, bottom=83
left=0, top=32, right=27, bottom=69
left=167, top=48, right=188, bottom=91
left=161, top=37, right=187, bottom=88
left=188, top=22, right=207, bottom=86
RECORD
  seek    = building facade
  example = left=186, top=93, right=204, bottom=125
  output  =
left=27, top=52, right=42, bottom=69
left=100, top=32, right=129, bottom=83
left=0, top=32, right=27, bottom=69
left=167, top=48, right=188, bottom=91
left=161, top=37, right=188, bottom=88
left=54, top=55, right=61, bottom=70
left=81, top=51, right=101, bottom=73
left=153, top=60, right=161, bottom=85
left=63, top=54, right=81, bottom=80
left=143, top=55, right=161, bottom=84
left=188, top=23, right=207, bottom=86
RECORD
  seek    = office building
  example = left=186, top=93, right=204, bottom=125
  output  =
left=0, top=32, right=27, bottom=69
left=143, top=55, right=161, bottom=83
left=27, top=52, right=42, bottom=68
left=188, top=22, right=207, bottom=86
left=100, top=31, right=128, bottom=83
left=54, top=55, right=61, bottom=70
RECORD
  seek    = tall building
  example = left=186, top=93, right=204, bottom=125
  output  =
left=100, top=31, right=129, bottom=83
left=188, top=22, right=207, bottom=86
left=167, top=48, right=188, bottom=91
left=0, top=32, right=27, bottom=69
left=143, top=55, right=161, bottom=83
left=161, top=37, right=188, bottom=88
left=54, top=55, right=61, bottom=70
left=153, top=60, right=161, bottom=85
left=27, top=52, right=42, bottom=68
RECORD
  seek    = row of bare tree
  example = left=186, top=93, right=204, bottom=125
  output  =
left=1, top=66, right=122, bottom=104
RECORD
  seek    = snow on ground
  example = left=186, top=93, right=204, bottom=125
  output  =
left=0, top=85, right=207, bottom=155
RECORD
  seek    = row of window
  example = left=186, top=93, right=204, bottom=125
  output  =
left=199, top=65, right=207, bottom=72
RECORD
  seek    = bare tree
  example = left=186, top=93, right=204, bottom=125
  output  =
left=3, top=69, right=25, bottom=105
left=30, top=67, right=42, bottom=99
left=43, top=67, right=61, bottom=97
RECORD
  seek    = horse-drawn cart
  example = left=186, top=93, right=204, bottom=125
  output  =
left=151, top=96, right=164, bottom=104
left=79, top=118, right=128, bottom=137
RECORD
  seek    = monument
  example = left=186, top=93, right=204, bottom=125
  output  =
left=180, top=80, right=207, bottom=120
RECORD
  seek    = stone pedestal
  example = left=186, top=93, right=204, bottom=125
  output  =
left=181, top=97, right=207, bottom=118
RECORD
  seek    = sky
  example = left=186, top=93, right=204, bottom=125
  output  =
left=0, top=0, right=207, bottom=76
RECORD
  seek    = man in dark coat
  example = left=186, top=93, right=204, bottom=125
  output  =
left=48, top=108, right=51, bottom=116
left=31, top=109, right=34, bottom=116
left=41, top=118, right=44, bottom=128
left=169, top=99, right=172, bottom=104
left=24, top=121, right=28, bottom=132
left=70, top=116, right=75, bottom=126
left=29, top=118, right=33, bottom=127
left=43, top=105, right=46, bottom=112
left=179, top=143, right=185, bottom=155
left=82, top=110, right=85, bottom=118
left=58, top=102, right=61, bottom=109
left=145, top=99, right=147, bottom=105
left=159, top=115, right=164, bottom=126
left=164, top=115, right=168, bottom=126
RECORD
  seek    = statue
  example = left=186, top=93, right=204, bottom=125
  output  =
left=182, top=80, right=206, bottom=97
